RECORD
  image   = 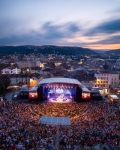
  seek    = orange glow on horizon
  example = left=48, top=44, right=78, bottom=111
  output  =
left=65, top=32, right=120, bottom=50
left=83, top=44, right=120, bottom=50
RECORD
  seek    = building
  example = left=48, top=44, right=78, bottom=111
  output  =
left=115, top=59, right=120, bottom=69
left=16, top=60, right=40, bottom=68
left=78, top=77, right=96, bottom=89
left=1, top=67, right=21, bottom=74
left=9, top=74, right=30, bottom=85
left=8, top=73, right=42, bottom=86
left=94, top=71, right=119, bottom=89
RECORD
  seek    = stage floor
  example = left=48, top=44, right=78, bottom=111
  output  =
left=47, top=94, right=74, bottom=103
left=39, top=116, right=71, bottom=125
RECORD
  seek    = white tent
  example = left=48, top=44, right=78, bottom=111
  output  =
left=39, top=116, right=71, bottom=125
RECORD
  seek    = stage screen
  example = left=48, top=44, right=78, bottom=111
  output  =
left=43, top=83, right=76, bottom=103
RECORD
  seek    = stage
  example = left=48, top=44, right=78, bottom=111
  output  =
left=29, top=77, right=90, bottom=102
left=43, top=83, right=76, bottom=103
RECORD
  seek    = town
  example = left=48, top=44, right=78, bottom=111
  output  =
left=0, top=45, right=120, bottom=103
left=0, top=0, right=120, bottom=149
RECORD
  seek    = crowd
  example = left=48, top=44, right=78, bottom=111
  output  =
left=0, top=100, right=120, bottom=150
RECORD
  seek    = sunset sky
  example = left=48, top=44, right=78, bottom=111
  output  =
left=0, top=0, right=120, bottom=50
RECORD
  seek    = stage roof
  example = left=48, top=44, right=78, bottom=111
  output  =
left=39, top=116, right=71, bottom=125
left=38, top=77, right=81, bottom=85
left=30, top=77, right=90, bottom=92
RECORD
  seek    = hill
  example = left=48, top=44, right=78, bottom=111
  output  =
left=0, top=45, right=97, bottom=55
left=93, top=50, right=109, bottom=53
left=105, top=49, right=120, bottom=54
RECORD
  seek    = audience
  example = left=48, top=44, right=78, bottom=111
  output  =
left=0, top=100, right=120, bottom=150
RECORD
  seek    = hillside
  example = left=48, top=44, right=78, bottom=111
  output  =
left=105, top=49, right=120, bottom=54
left=93, top=50, right=109, bottom=53
left=0, top=45, right=97, bottom=55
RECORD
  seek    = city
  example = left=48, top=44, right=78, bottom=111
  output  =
left=0, top=0, right=120, bottom=150
left=1, top=46, right=120, bottom=101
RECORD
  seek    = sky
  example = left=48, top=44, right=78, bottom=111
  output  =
left=0, top=0, right=120, bottom=50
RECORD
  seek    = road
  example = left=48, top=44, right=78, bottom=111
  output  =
left=5, top=89, right=29, bottom=102
left=5, top=89, right=14, bottom=101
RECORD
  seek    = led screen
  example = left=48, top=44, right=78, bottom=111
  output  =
left=43, top=83, right=76, bottom=103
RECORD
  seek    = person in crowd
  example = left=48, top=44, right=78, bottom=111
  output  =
left=0, top=100, right=120, bottom=150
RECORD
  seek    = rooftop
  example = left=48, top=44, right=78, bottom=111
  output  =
left=38, top=77, right=81, bottom=85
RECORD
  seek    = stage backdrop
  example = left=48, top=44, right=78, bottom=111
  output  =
left=43, top=83, right=76, bottom=103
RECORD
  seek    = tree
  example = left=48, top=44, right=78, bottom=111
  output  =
left=0, top=75, right=11, bottom=88
left=0, top=81, right=5, bottom=96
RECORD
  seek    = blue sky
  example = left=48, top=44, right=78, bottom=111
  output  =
left=0, top=0, right=120, bottom=50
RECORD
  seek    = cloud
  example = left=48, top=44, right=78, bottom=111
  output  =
left=41, top=22, right=81, bottom=39
left=68, top=23, right=80, bottom=32
left=0, top=35, right=34, bottom=45
left=41, top=22, right=64, bottom=39
left=97, top=35, right=120, bottom=44
left=108, top=6, right=120, bottom=14
left=0, top=20, right=119, bottom=50
left=0, top=21, right=81, bottom=45
left=85, top=18, right=120, bottom=36
left=85, top=35, right=120, bottom=45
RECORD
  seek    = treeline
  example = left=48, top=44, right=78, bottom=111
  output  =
left=0, top=45, right=96, bottom=56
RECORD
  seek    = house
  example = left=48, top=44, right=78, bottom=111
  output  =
left=1, top=66, right=21, bottom=74
left=8, top=74, right=30, bottom=85
left=16, top=60, right=40, bottom=68
left=8, top=73, right=50, bottom=87
left=0, top=64, right=11, bottom=74
left=29, top=67, right=42, bottom=74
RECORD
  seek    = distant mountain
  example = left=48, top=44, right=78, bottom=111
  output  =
left=105, top=49, right=120, bottom=54
left=0, top=45, right=97, bottom=55
left=93, top=50, right=109, bottom=53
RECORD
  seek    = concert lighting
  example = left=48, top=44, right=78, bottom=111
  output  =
left=82, top=93, right=90, bottom=99
left=29, top=92, right=38, bottom=98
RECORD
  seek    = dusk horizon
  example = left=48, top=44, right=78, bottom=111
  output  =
left=0, top=44, right=113, bottom=52
left=0, top=0, right=120, bottom=50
